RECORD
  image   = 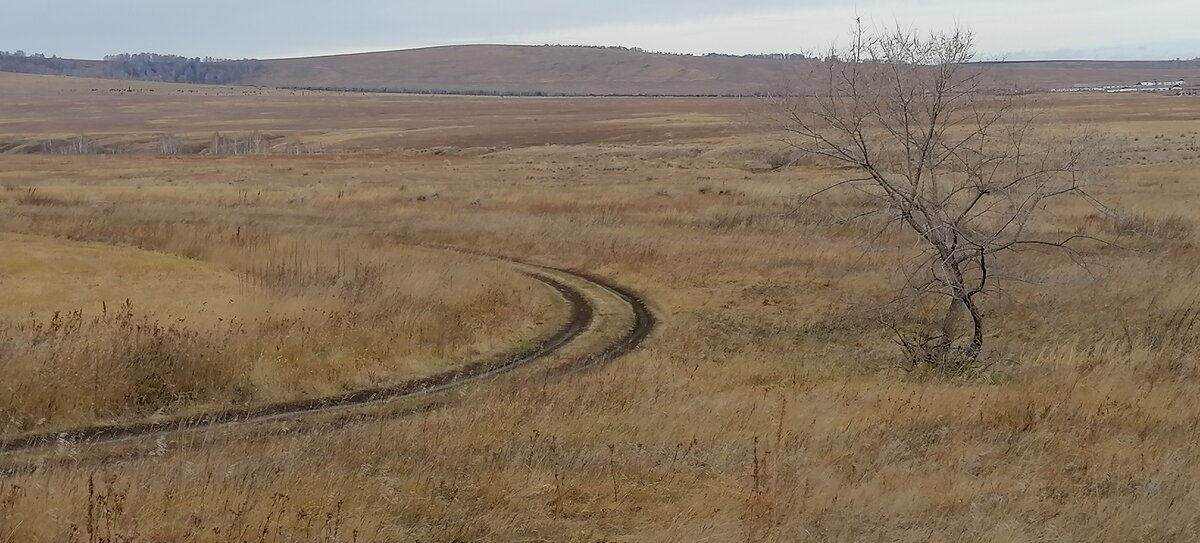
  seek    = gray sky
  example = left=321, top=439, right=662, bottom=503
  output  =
left=4, top=0, right=1199, bottom=61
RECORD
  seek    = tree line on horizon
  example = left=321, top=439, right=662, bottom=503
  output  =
left=538, top=43, right=809, bottom=60
left=0, top=50, right=259, bottom=84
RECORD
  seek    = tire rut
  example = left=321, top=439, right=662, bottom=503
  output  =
left=0, top=257, right=655, bottom=457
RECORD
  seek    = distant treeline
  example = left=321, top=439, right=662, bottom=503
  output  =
left=716, top=53, right=809, bottom=61
left=279, top=85, right=769, bottom=98
left=0, top=51, right=259, bottom=84
left=2, top=131, right=328, bottom=156
left=538, top=44, right=808, bottom=60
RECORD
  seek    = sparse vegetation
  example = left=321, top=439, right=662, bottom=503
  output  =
left=770, top=26, right=1110, bottom=372
left=0, top=184, right=561, bottom=436
left=1, top=71, right=1200, bottom=541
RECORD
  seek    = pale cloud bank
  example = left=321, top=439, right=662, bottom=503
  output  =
left=2, top=0, right=1197, bottom=60
left=507, top=0, right=1200, bottom=60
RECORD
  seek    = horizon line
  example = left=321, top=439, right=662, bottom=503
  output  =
left=6, top=42, right=1199, bottom=64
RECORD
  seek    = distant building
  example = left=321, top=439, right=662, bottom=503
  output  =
left=1138, top=79, right=1186, bottom=87
left=1051, top=79, right=1187, bottom=94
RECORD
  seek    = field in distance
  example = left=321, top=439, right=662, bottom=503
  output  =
left=1, top=72, right=1200, bottom=540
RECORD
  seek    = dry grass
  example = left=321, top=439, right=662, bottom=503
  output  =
left=0, top=162, right=561, bottom=436
left=2, top=79, right=1200, bottom=541
left=0, top=72, right=752, bottom=153
left=0, top=233, right=242, bottom=321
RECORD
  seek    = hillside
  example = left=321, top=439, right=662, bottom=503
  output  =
left=245, top=45, right=1200, bottom=95
left=4, top=45, right=1200, bottom=95
left=243, top=45, right=799, bottom=95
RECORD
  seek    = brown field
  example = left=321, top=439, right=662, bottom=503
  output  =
left=0, top=72, right=747, bottom=153
left=2, top=72, right=1200, bottom=541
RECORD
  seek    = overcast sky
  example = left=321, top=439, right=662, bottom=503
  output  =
left=4, top=0, right=1199, bottom=61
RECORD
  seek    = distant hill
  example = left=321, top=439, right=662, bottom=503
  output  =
left=246, top=45, right=1200, bottom=95
left=4, top=45, right=1200, bottom=96
left=243, top=45, right=808, bottom=96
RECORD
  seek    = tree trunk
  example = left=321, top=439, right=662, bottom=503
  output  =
left=933, top=292, right=985, bottom=369
left=934, top=295, right=964, bottom=364
left=964, top=296, right=984, bottom=362
left=939, top=296, right=964, bottom=345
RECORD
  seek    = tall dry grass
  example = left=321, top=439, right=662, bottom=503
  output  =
left=2, top=94, right=1200, bottom=541
left=0, top=167, right=559, bottom=435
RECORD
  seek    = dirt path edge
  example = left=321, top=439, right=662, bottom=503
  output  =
left=0, top=258, right=656, bottom=455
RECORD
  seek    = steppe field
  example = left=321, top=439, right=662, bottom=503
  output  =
left=2, top=71, right=1200, bottom=541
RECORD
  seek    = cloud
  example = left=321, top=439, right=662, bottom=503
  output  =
left=2, top=0, right=1197, bottom=60
left=507, top=0, right=1200, bottom=60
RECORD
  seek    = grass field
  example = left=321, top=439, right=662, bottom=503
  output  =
left=1, top=72, right=1200, bottom=541
left=0, top=232, right=242, bottom=321
left=0, top=149, right=565, bottom=437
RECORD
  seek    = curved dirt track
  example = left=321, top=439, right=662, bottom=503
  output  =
left=0, top=256, right=655, bottom=456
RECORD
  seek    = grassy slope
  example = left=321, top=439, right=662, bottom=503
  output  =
left=0, top=157, right=565, bottom=435
left=0, top=232, right=241, bottom=321
left=6, top=45, right=1200, bottom=96
left=244, top=45, right=1200, bottom=94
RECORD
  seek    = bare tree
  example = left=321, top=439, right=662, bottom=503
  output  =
left=157, top=134, right=183, bottom=155
left=769, top=25, right=1107, bottom=372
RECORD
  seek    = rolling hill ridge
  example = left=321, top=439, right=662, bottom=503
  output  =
left=4, top=44, right=1200, bottom=96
